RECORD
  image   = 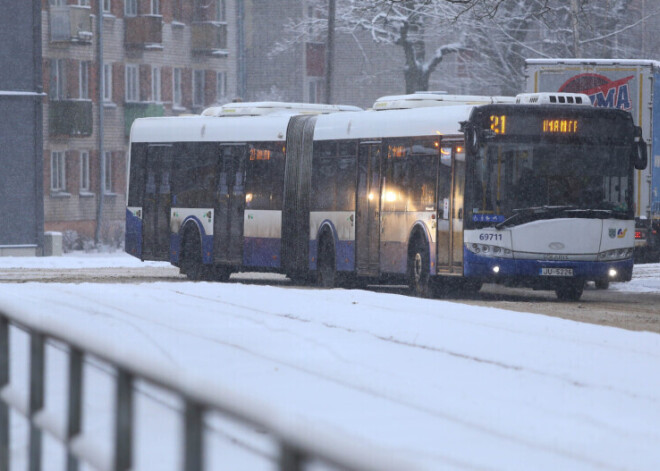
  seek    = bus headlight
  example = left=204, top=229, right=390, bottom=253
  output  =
left=597, top=248, right=633, bottom=261
left=608, top=268, right=618, bottom=278
left=466, top=243, right=513, bottom=258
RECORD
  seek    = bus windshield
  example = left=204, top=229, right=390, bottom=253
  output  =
left=468, top=141, right=633, bottom=227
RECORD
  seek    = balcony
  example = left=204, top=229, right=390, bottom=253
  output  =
left=124, top=102, right=165, bottom=136
left=49, top=5, right=93, bottom=44
left=125, top=15, right=162, bottom=48
left=49, top=100, right=93, bottom=137
left=191, top=22, right=228, bottom=55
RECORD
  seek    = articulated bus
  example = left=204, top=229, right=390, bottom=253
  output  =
left=126, top=94, right=646, bottom=301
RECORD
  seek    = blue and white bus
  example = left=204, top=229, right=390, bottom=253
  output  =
left=126, top=94, right=646, bottom=300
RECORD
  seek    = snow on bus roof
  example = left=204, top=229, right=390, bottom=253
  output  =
left=131, top=105, right=476, bottom=144
left=372, top=93, right=514, bottom=110
left=313, top=105, right=475, bottom=141
left=130, top=114, right=290, bottom=143
left=526, top=58, right=660, bottom=68
left=202, top=101, right=362, bottom=116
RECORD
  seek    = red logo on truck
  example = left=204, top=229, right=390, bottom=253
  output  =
left=559, top=73, right=634, bottom=110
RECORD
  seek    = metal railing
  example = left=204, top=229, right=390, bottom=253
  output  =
left=0, top=307, right=412, bottom=471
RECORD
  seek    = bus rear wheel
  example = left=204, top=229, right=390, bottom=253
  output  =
left=408, top=240, right=431, bottom=298
left=316, top=234, right=336, bottom=288
left=180, top=228, right=212, bottom=281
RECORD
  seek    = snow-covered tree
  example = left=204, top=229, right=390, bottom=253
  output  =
left=451, top=0, right=652, bottom=95
left=336, top=1, right=465, bottom=93
left=275, top=0, right=468, bottom=94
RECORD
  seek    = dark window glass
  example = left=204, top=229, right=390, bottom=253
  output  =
left=381, top=137, right=439, bottom=211
left=171, top=143, right=218, bottom=208
left=312, top=141, right=337, bottom=211
left=336, top=141, right=357, bottom=210
left=408, top=137, right=438, bottom=211
left=245, top=142, right=285, bottom=210
left=128, top=144, right=147, bottom=206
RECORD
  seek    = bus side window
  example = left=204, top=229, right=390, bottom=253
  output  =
left=337, top=142, right=357, bottom=210
left=410, top=138, right=438, bottom=211
left=312, top=141, right=337, bottom=211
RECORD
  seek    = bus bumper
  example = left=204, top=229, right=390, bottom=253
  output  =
left=463, top=249, right=633, bottom=284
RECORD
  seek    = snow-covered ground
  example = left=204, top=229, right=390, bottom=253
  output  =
left=0, top=252, right=659, bottom=470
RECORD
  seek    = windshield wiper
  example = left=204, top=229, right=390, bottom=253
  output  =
left=562, top=208, right=629, bottom=219
left=495, top=205, right=577, bottom=230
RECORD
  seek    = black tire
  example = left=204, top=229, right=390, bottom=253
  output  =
left=595, top=278, right=609, bottom=290
left=316, top=234, right=336, bottom=288
left=180, top=227, right=212, bottom=281
left=408, top=238, right=431, bottom=298
left=212, top=265, right=231, bottom=282
left=456, top=278, right=483, bottom=294
left=555, top=280, right=584, bottom=301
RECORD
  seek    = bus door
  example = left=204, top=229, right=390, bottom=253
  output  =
left=215, top=144, right=247, bottom=265
left=436, top=145, right=465, bottom=272
left=436, top=146, right=453, bottom=271
left=356, top=142, right=382, bottom=276
left=142, top=144, right=173, bottom=261
left=451, top=147, right=466, bottom=271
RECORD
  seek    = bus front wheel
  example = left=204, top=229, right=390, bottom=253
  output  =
left=555, top=280, right=584, bottom=301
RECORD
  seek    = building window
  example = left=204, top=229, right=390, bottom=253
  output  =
left=104, top=151, right=113, bottom=193
left=79, top=61, right=89, bottom=100
left=125, top=0, right=137, bottom=16
left=78, top=0, right=90, bottom=6
left=103, top=0, right=111, bottom=13
left=125, top=64, right=139, bottom=102
left=151, top=0, right=160, bottom=15
left=80, top=151, right=90, bottom=192
left=103, top=63, right=112, bottom=102
left=216, top=0, right=225, bottom=21
left=152, top=67, right=161, bottom=102
left=173, top=68, right=182, bottom=107
left=50, top=0, right=65, bottom=5
left=216, top=71, right=226, bottom=102
left=50, top=59, right=66, bottom=100
left=308, top=78, right=324, bottom=104
left=51, top=151, right=66, bottom=192
left=172, top=0, right=183, bottom=21
left=193, top=70, right=205, bottom=107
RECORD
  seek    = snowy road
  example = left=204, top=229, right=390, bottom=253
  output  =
left=1, top=257, right=659, bottom=470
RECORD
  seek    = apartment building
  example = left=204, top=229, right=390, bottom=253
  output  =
left=42, top=0, right=236, bottom=245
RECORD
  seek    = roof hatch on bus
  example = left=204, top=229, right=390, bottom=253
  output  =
left=201, top=102, right=362, bottom=117
left=372, top=92, right=515, bottom=110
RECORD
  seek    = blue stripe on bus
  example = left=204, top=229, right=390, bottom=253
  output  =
left=463, top=248, right=633, bottom=280
left=308, top=239, right=356, bottom=272
left=243, top=237, right=281, bottom=268
left=125, top=208, right=142, bottom=259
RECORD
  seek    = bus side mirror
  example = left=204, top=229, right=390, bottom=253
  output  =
left=633, top=126, right=648, bottom=170
left=463, top=126, right=480, bottom=156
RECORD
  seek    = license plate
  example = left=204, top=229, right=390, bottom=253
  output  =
left=540, top=267, right=573, bottom=277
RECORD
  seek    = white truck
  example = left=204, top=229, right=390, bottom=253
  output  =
left=525, top=59, right=660, bottom=262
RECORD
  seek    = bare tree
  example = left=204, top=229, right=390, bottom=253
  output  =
left=276, top=0, right=466, bottom=93
left=272, top=0, right=658, bottom=100
left=451, top=0, right=649, bottom=96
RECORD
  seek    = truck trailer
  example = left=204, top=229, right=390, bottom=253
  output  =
left=525, top=59, right=660, bottom=262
